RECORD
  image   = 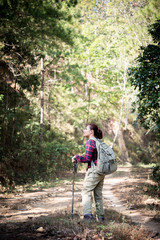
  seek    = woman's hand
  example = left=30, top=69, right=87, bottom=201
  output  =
left=72, top=156, right=77, bottom=163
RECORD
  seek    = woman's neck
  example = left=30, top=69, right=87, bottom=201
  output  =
left=89, top=133, right=95, bottom=139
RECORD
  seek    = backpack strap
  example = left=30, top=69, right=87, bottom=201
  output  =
left=90, top=137, right=101, bottom=160
left=90, top=137, right=97, bottom=141
left=90, top=137, right=98, bottom=164
left=90, top=137, right=99, bottom=178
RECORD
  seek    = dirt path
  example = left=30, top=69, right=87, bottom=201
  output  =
left=103, top=166, right=160, bottom=236
left=0, top=165, right=160, bottom=239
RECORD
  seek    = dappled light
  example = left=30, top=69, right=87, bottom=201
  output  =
left=0, top=166, right=160, bottom=239
left=0, top=0, right=160, bottom=239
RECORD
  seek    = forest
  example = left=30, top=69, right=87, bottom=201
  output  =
left=0, top=0, right=160, bottom=189
left=0, top=1, right=160, bottom=239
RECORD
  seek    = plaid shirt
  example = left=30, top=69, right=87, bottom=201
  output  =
left=75, top=139, right=97, bottom=169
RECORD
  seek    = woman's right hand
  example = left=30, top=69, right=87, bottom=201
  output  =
left=72, top=156, right=77, bottom=163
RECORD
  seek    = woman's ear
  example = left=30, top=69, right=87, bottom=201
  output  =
left=91, top=129, right=94, bottom=135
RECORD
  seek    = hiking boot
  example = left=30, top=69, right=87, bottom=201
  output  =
left=96, top=215, right=105, bottom=222
left=100, top=215, right=105, bottom=221
left=84, top=214, right=94, bottom=221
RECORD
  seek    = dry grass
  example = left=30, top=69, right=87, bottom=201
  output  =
left=0, top=209, right=153, bottom=240
left=0, top=166, right=158, bottom=239
left=113, top=167, right=160, bottom=214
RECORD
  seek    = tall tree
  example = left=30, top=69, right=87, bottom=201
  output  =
left=0, top=0, right=77, bottom=145
left=0, top=0, right=78, bottom=184
left=129, top=19, right=160, bottom=133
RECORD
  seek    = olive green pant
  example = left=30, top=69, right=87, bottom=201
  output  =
left=82, top=168, right=105, bottom=217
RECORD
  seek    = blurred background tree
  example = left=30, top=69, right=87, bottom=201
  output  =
left=0, top=0, right=159, bottom=189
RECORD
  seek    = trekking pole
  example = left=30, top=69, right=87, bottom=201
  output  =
left=72, top=161, right=77, bottom=219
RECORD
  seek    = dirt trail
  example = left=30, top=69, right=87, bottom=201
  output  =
left=0, top=165, right=160, bottom=238
left=103, top=166, right=160, bottom=235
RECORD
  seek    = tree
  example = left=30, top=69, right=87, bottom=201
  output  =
left=0, top=0, right=77, bottom=145
left=0, top=0, right=78, bottom=185
left=129, top=19, right=160, bottom=133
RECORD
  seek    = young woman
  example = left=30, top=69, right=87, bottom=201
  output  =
left=72, top=123, right=105, bottom=221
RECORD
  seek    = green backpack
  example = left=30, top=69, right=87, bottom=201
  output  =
left=91, top=137, right=117, bottom=176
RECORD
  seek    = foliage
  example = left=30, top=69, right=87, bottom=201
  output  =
left=1, top=121, right=80, bottom=185
left=1, top=0, right=160, bottom=187
left=129, top=19, right=160, bottom=132
left=0, top=0, right=78, bottom=186
left=152, top=165, right=160, bottom=186
left=148, top=18, right=160, bottom=43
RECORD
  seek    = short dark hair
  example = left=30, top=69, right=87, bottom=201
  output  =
left=88, top=123, right=103, bottom=139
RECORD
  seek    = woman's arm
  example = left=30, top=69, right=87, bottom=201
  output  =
left=74, top=140, right=95, bottom=163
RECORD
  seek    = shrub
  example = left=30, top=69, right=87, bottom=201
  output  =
left=152, top=165, right=160, bottom=186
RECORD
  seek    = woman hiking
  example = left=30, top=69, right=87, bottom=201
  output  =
left=72, top=123, right=105, bottom=221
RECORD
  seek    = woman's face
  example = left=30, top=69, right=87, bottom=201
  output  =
left=83, top=125, right=92, bottom=137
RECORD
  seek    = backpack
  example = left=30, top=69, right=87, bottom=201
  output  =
left=91, top=137, right=117, bottom=175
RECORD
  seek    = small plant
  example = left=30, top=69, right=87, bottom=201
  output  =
left=106, top=232, right=113, bottom=237
left=97, top=224, right=106, bottom=231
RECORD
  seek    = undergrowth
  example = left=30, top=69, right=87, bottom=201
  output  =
left=0, top=209, right=153, bottom=240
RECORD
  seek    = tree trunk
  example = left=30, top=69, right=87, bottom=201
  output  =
left=111, top=98, right=124, bottom=148
left=48, top=82, right=51, bottom=130
left=87, top=88, right=91, bottom=124
left=86, top=70, right=92, bottom=124
left=40, top=57, right=44, bottom=142
left=3, top=84, right=9, bottom=149
left=124, top=98, right=129, bottom=130
left=117, top=129, right=129, bottom=162
left=11, top=80, right=16, bottom=146
left=111, top=120, right=129, bottom=162
left=111, top=61, right=128, bottom=148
